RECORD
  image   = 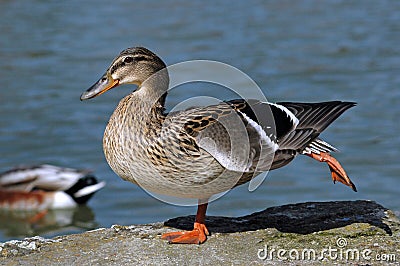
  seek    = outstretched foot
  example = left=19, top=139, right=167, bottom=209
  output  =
left=308, top=152, right=357, bottom=192
left=161, top=222, right=210, bottom=244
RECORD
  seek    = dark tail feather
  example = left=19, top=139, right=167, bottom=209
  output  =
left=278, top=101, right=356, bottom=132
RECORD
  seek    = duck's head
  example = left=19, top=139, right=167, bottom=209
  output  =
left=80, top=47, right=167, bottom=100
left=64, top=175, right=106, bottom=204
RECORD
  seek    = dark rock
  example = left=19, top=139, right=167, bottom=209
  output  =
left=165, top=200, right=393, bottom=235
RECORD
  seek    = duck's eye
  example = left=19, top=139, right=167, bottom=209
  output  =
left=123, top=56, right=133, bottom=63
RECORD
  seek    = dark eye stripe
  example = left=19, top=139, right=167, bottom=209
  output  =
left=110, top=55, right=149, bottom=74
left=133, top=55, right=147, bottom=61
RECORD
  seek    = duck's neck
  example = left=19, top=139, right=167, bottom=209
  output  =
left=121, top=71, right=169, bottom=135
left=133, top=87, right=167, bottom=127
left=136, top=69, right=169, bottom=114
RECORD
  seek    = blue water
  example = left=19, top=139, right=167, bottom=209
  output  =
left=0, top=0, right=399, bottom=242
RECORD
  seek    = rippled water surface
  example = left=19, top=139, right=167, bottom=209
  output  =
left=0, top=0, right=399, bottom=241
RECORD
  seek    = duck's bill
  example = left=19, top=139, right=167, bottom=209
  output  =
left=80, top=74, right=119, bottom=100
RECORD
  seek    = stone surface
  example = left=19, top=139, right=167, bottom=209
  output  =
left=0, top=200, right=399, bottom=265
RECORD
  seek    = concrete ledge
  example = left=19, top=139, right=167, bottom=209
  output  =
left=1, top=200, right=399, bottom=265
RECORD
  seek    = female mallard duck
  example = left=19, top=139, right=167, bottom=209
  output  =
left=0, top=164, right=105, bottom=211
left=81, top=47, right=356, bottom=244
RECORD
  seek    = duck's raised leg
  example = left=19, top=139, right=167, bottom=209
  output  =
left=162, top=201, right=209, bottom=244
left=308, top=152, right=357, bottom=192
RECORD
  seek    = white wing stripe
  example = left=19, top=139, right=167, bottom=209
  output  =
left=239, top=110, right=279, bottom=152
left=267, top=102, right=299, bottom=129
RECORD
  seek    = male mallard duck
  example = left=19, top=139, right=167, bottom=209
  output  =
left=81, top=47, right=356, bottom=244
left=0, top=164, right=105, bottom=211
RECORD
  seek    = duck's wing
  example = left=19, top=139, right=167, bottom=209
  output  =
left=165, top=99, right=298, bottom=173
left=276, top=101, right=356, bottom=152
left=278, top=101, right=356, bottom=132
left=32, top=165, right=92, bottom=191
left=0, top=165, right=91, bottom=192
left=270, top=101, right=356, bottom=169
left=0, top=165, right=39, bottom=191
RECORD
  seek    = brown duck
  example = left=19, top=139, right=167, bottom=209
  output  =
left=81, top=47, right=356, bottom=244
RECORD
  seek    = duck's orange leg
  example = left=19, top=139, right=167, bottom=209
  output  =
left=308, top=152, right=357, bottom=192
left=162, top=202, right=209, bottom=244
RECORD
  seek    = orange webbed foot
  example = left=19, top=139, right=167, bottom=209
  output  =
left=308, top=152, right=357, bottom=192
left=161, top=222, right=209, bottom=244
